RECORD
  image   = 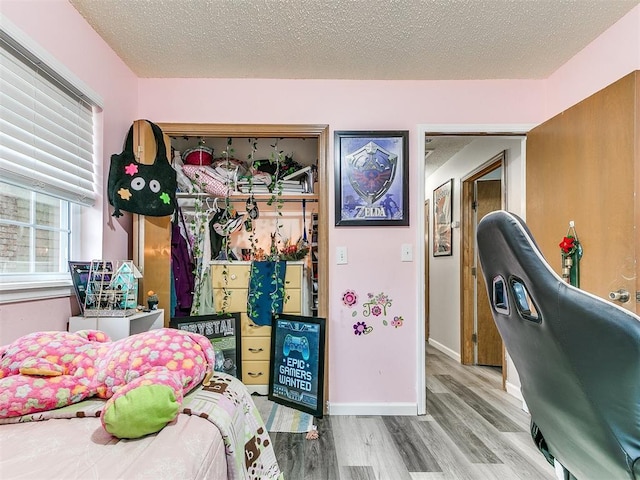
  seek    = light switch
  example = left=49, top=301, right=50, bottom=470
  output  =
left=336, top=246, right=348, bottom=264
left=401, top=244, right=413, bottom=262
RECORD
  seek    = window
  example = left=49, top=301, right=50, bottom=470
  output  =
left=0, top=182, right=72, bottom=279
left=0, top=19, right=102, bottom=299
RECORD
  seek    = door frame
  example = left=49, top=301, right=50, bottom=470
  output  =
left=416, top=124, right=533, bottom=414
left=460, top=153, right=505, bottom=377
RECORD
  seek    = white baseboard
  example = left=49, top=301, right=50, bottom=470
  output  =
left=505, top=381, right=523, bottom=402
left=328, top=402, right=416, bottom=416
left=427, top=338, right=461, bottom=362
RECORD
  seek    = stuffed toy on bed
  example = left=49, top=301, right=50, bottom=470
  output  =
left=0, top=328, right=215, bottom=439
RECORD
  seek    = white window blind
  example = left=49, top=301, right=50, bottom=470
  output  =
left=0, top=30, right=97, bottom=207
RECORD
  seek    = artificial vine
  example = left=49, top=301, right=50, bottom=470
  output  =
left=188, top=141, right=210, bottom=315
left=269, top=140, right=289, bottom=305
left=246, top=138, right=290, bottom=322
left=267, top=138, right=285, bottom=256
left=218, top=137, right=236, bottom=313
left=245, top=138, right=259, bottom=256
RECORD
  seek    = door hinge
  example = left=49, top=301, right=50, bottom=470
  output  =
left=472, top=333, right=477, bottom=343
left=636, top=291, right=640, bottom=302
left=471, top=267, right=476, bottom=277
left=472, top=201, right=478, bottom=210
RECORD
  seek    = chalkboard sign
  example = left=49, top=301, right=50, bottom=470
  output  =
left=170, top=313, right=242, bottom=380
left=269, top=313, right=325, bottom=417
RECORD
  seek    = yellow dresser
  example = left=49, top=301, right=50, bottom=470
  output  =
left=210, top=260, right=304, bottom=393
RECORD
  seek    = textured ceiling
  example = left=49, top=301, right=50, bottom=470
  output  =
left=69, top=0, right=639, bottom=80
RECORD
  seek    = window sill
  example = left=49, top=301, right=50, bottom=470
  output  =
left=0, top=281, right=74, bottom=304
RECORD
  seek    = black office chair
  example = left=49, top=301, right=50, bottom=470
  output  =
left=476, top=210, right=640, bottom=480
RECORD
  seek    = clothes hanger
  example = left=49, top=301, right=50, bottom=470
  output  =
left=205, top=196, right=220, bottom=215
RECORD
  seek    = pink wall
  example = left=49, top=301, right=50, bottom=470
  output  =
left=1, top=1, right=138, bottom=341
left=137, top=78, right=546, bottom=408
left=2, top=0, right=639, bottom=411
left=546, top=5, right=640, bottom=117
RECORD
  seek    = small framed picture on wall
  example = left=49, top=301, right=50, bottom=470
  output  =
left=433, top=179, right=453, bottom=256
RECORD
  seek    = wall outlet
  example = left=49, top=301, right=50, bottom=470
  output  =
left=401, top=243, right=413, bottom=262
left=336, top=246, right=348, bottom=264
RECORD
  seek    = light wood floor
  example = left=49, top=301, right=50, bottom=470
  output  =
left=270, top=343, right=556, bottom=480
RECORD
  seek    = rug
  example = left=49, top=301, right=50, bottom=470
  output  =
left=252, top=395, right=314, bottom=433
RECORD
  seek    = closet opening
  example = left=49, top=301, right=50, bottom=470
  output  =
left=133, top=122, right=329, bottom=406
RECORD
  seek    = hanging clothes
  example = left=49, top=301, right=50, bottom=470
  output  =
left=171, top=219, right=195, bottom=317
left=192, top=263, right=216, bottom=316
left=189, top=204, right=212, bottom=316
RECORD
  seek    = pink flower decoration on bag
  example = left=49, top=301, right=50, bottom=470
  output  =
left=124, top=163, right=138, bottom=176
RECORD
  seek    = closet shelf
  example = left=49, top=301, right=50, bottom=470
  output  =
left=176, top=192, right=318, bottom=203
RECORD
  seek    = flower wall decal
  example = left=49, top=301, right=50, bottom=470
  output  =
left=342, top=290, right=358, bottom=307
left=362, top=291, right=392, bottom=317
left=353, top=321, right=372, bottom=335
left=343, top=289, right=405, bottom=337
left=391, top=316, right=404, bottom=328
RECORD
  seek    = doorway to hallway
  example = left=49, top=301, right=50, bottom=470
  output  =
left=460, top=154, right=504, bottom=374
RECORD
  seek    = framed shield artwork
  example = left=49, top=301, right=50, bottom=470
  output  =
left=334, top=131, right=409, bottom=226
left=433, top=179, right=453, bottom=256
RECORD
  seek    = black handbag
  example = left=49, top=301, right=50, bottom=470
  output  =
left=108, top=120, right=177, bottom=218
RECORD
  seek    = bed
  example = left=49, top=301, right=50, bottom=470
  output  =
left=0, top=373, right=282, bottom=480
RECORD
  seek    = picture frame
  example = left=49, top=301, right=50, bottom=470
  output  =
left=433, top=179, right=453, bottom=256
left=334, top=130, right=409, bottom=226
left=170, top=313, right=242, bottom=380
left=269, top=313, right=326, bottom=418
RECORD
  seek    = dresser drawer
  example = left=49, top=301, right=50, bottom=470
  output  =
left=284, top=264, right=302, bottom=289
left=242, top=360, right=270, bottom=385
left=240, top=314, right=272, bottom=337
left=242, top=336, right=271, bottom=361
left=283, top=289, right=301, bottom=313
left=213, top=288, right=248, bottom=312
left=211, top=264, right=250, bottom=289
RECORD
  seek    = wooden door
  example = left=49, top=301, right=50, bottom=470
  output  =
left=461, top=153, right=505, bottom=367
left=526, top=72, right=639, bottom=313
left=133, top=120, right=172, bottom=326
left=475, top=180, right=502, bottom=366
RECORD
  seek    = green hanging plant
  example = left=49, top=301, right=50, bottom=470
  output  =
left=188, top=155, right=211, bottom=315
left=217, top=138, right=239, bottom=313
left=245, top=138, right=259, bottom=257
left=267, top=139, right=285, bottom=252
